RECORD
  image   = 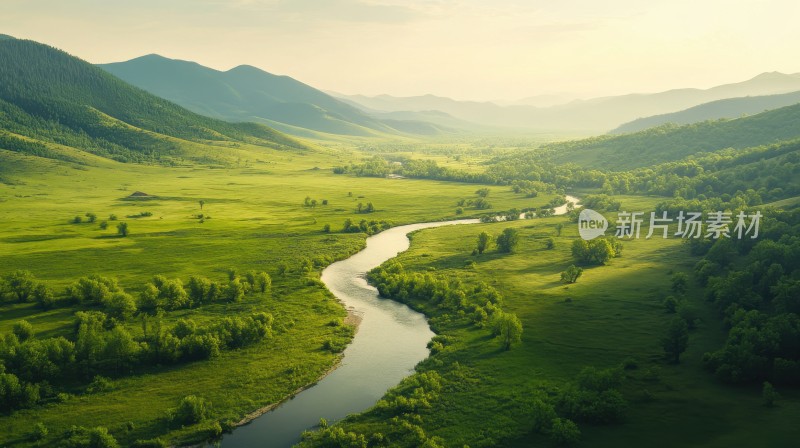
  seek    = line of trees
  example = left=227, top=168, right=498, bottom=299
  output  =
left=0, top=311, right=273, bottom=413
left=369, top=261, right=522, bottom=350
left=0, top=269, right=272, bottom=314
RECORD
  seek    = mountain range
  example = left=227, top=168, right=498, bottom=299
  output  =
left=335, top=72, right=800, bottom=132
left=543, top=101, right=800, bottom=170
left=99, top=50, right=800, bottom=136
left=611, top=90, right=800, bottom=134
left=99, top=56, right=464, bottom=138
left=0, top=37, right=302, bottom=164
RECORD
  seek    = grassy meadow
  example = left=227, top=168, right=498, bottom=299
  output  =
left=0, top=140, right=558, bottom=446
left=309, top=198, right=800, bottom=447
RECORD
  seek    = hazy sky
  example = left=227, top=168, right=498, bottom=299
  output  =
left=3, top=0, right=800, bottom=101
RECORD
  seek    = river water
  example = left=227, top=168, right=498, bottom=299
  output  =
left=219, top=195, right=579, bottom=447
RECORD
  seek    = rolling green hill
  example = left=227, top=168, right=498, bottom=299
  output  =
left=99, top=55, right=419, bottom=137
left=544, top=102, right=800, bottom=170
left=612, top=90, right=800, bottom=134
left=0, top=38, right=304, bottom=164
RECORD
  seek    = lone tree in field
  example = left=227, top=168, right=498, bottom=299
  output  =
left=762, top=381, right=779, bottom=407
left=199, top=200, right=205, bottom=210
left=477, top=231, right=491, bottom=254
left=117, top=222, right=129, bottom=237
left=493, top=312, right=523, bottom=350
left=560, top=265, right=583, bottom=284
left=662, top=316, right=689, bottom=363
left=555, top=223, right=563, bottom=236
left=475, top=187, right=490, bottom=198
left=496, top=228, right=520, bottom=253
left=571, top=238, right=618, bottom=265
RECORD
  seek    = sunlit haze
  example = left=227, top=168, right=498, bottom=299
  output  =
left=3, top=0, right=800, bottom=100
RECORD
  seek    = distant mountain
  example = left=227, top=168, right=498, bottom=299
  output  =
left=543, top=102, right=800, bottom=170
left=100, top=56, right=452, bottom=137
left=335, top=72, right=800, bottom=132
left=0, top=38, right=302, bottom=163
left=497, top=93, right=579, bottom=108
left=611, top=90, right=800, bottom=134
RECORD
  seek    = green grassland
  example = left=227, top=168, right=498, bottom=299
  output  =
left=310, top=200, right=800, bottom=447
left=0, top=137, right=558, bottom=446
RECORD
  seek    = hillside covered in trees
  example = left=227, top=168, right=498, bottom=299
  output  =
left=542, top=103, right=800, bottom=170
left=0, top=38, right=304, bottom=164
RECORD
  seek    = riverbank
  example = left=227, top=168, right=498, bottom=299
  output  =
left=218, top=197, right=580, bottom=447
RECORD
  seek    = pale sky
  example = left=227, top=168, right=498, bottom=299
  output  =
left=3, top=0, right=800, bottom=101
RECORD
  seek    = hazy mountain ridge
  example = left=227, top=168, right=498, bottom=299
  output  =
left=335, top=72, right=800, bottom=132
left=99, top=56, right=470, bottom=137
left=611, top=90, right=800, bottom=134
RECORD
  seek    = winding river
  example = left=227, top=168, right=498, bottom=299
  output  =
left=219, top=195, right=579, bottom=447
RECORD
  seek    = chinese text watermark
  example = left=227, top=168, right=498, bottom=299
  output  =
left=579, top=209, right=762, bottom=241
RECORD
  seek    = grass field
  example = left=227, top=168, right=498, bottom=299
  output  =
left=0, top=140, right=559, bottom=445
left=311, top=199, right=800, bottom=447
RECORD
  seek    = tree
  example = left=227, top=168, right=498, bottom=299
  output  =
left=102, top=292, right=137, bottom=321
left=13, top=320, right=35, bottom=341
left=549, top=418, right=580, bottom=446
left=571, top=238, right=617, bottom=265
left=545, top=237, right=556, bottom=250
left=323, top=223, right=331, bottom=233
left=762, top=381, right=779, bottom=407
left=170, top=395, right=211, bottom=426
left=3, top=270, right=38, bottom=302
left=224, top=279, right=245, bottom=302
left=159, top=279, right=190, bottom=310
left=496, top=228, right=520, bottom=253
left=560, top=265, right=583, bottom=284
left=138, top=284, right=161, bottom=313
left=187, top=276, right=212, bottom=305
left=254, top=272, right=271, bottom=294
left=32, top=283, right=56, bottom=309
left=85, top=212, right=97, bottom=223
left=88, top=426, right=119, bottom=448
left=555, top=223, right=564, bottom=236
left=101, top=327, right=139, bottom=371
left=476, top=232, right=491, bottom=254
left=476, top=187, right=490, bottom=197
left=662, top=316, right=689, bottom=363
left=199, top=200, right=205, bottom=210
left=66, top=275, right=120, bottom=305
left=32, top=422, right=48, bottom=441
left=117, top=222, right=129, bottom=237
left=365, top=202, right=374, bottom=213
left=493, top=312, right=523, bottom=350
left=671, top=272, right=688, bottom=295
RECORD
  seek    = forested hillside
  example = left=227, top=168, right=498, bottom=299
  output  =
left=0, top=38, right=304, bottom=163
left=543, top=103, right=800, bottom=170
left=612, top=91, right=800, bottom=134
